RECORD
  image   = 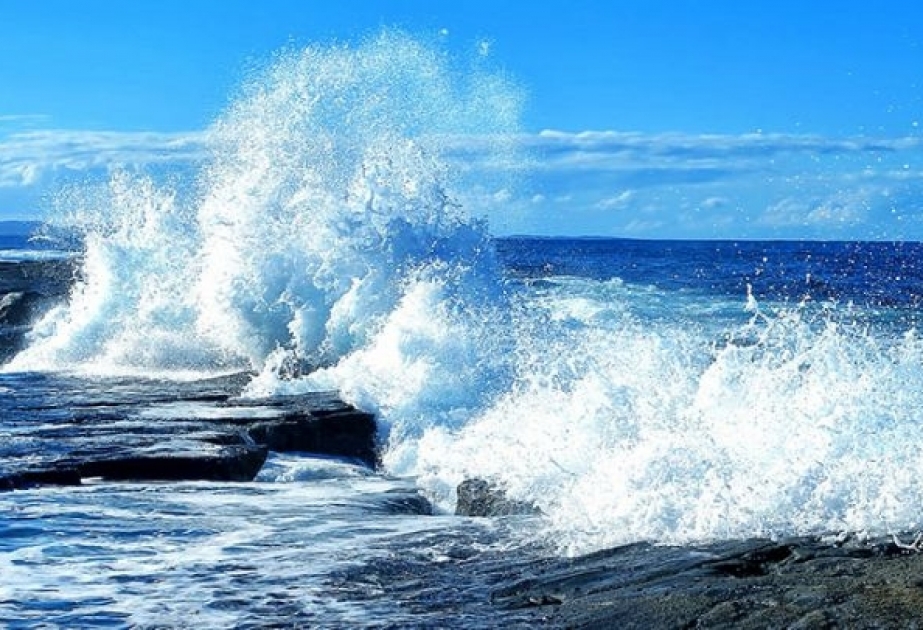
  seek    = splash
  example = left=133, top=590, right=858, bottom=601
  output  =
left=10, top=32, right=923, bottom=556
left=398, top=282, right=923, bottom=555
left=7, top=31, right=521, bottom=379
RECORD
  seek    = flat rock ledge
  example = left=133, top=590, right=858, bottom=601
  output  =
left=448, top=479, right=923, bottom=627
left=0, top=378, right=378, bottom=491
left=491, top=533, right=923, bottom=628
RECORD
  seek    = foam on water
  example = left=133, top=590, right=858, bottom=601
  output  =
left=407, top=289, right=923, bottom=554
left=0, top=478, right=487, bottom=627
left=0, top=249, right=74, bottom=262
left=8, top=31, right=923, bottom=555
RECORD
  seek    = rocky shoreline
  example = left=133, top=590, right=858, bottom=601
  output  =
left=0, top=375, right=377, bottom=490
left=4, top=376, right=923, bottom=628
left=488, top=531, right=923, bottom=628
left=7, top=398, right=923, bottom=630
left=6, top=257, right=923, bottom=628
left=0, top=256, right=77, bottom=363
left=449, top=480, right=923, bottom=627
left=1, top=257, right=379, bottom=491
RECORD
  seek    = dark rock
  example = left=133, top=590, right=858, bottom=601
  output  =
left=0, top=258, right=77, bottom=295
left=0, top=291, right=60, bottom=362
left=455, top=478, right=541, bottom=517
left=0, top=330, right=20, bottom=363
left=0, top=258, right=75, bottom=362
left=1, top=279, right=380, bottom=492
left=0, top=467, right=82, bottom=490
left=375, top=489, right=435, bottom=516
left=0, top=380, right=379, bottom=491
left=76, top=444, right=269, bottom=482
left=490, top=534, right=923, bottom=628
left=1, top=259, right=382, bottom=490
left=707, top=542, right=795, bottom=577
left=247, top=410, right=378, bottom=467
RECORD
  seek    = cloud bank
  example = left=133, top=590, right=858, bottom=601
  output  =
left=0, top=129, right=206, bottom=188
left=0, top=127, right=207, bottom=217
left=2, top=123, right=922, bottom=239
left=472, top=130, right=923, bottom=239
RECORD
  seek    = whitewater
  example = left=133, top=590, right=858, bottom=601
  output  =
left=6, top=28, right=923, bottom=570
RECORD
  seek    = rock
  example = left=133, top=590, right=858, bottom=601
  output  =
left=0, top=291, right=65, bottom=362
left=491, top=534, right=923, bottom=628
left=0, top=257, right=75, bottom=362
left=75, top=443, right=269, bottom=482
left=0, top=467, right=82, bottom=490
left=0, top=258, right=381, bottom=491
left=380, top=489, right=435, bottom=516
left=0, top=258, right=77, bottom=295
left=0, top=384, right=379, bottom=491
left=455, top=478, right=541, bottom=517
left=247, top=410, right=378, bottom=467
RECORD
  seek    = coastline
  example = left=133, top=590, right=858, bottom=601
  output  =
left=5, top=246, right=923, bottom=627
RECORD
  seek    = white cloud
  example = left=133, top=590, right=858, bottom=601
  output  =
left=446, top=129, right=923, bottom=180
left=0, top=114, right=51, bottom=128
left=806, top=200, right=867, bottom=225
left=529, top=129, right=923, bottom=160
left=490, top=130, right=923, bottom=237
left=18, top=162, right=40, bottom=187
left=492, top=188, right=512, bottom=203
left=3, top=124, right=923, bottom=238
left=759, top=188, right=876, bottom=228
left=0, top=129, right=206, bottom=190
left=623, top=218, right=665, bottom=234
left=594, top=190, right=635, bottom=210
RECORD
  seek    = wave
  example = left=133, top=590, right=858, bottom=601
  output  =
left=418, top=286, right=923, bottom=554
left=9, top=31, right=923, bottom=555
left=7, top=31, right=519, bottom=376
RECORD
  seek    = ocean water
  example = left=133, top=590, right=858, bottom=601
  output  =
left=4, top=31, right=923, bottom=627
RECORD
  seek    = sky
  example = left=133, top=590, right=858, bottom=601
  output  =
left=1, top=0, right=922, bottom=238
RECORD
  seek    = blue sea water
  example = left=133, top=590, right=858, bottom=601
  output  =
left=4, top=31, right=923, bottom=627
left=0, top=230, right=71, bottom=263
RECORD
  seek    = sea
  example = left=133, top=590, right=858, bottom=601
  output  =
left=4, top=32, right=923, bottom=628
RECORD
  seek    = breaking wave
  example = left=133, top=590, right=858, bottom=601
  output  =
left=10, top=31, right=923, bottom=555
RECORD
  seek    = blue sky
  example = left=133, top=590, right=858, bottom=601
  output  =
left=1, top=0, right=922, bottom=238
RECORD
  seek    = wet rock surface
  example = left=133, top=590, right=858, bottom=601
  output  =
left=490, top=534, right=923, bottom=628
left=0, top=258, right=380, bottom=488
left=0, top=258, right=77, bottom=296
left=0, top=372, right=379, bottom=490
left=447, top=478, right=923, bottom=626
left=246, top=409, right=377, bottom=466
